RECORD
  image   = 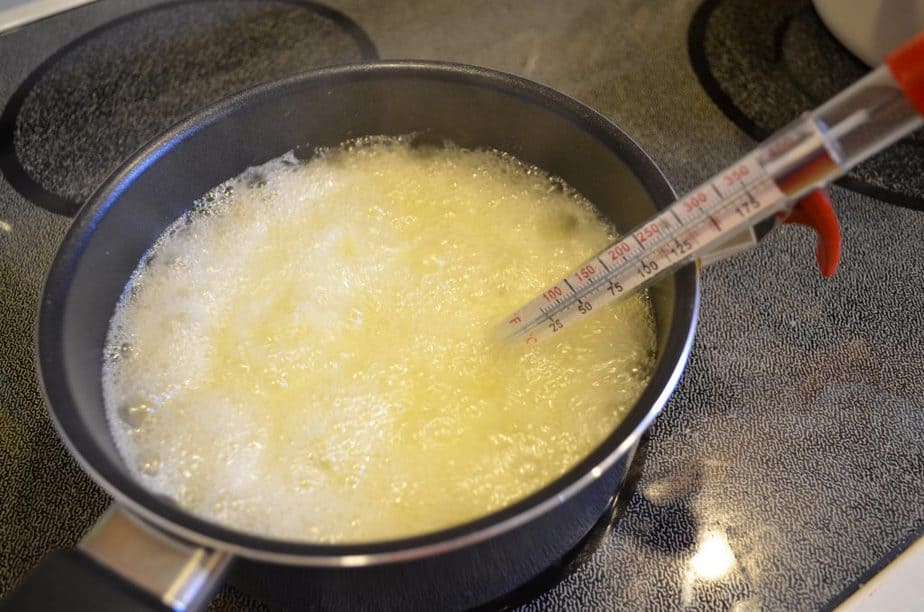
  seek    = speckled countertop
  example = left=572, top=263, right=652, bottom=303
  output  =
left=0, top=1, right=922, bottom=610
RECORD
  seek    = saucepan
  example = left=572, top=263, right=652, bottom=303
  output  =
left=3, top=62, right=698, bottom=611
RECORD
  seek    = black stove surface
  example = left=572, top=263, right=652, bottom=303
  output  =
left=0, top=0, right=375, bottom=214
left=0, top=1, right=922, bottom=610
left=689, top=0, right=924, bottom=211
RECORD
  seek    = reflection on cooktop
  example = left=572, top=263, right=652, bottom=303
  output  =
left=478, top=436, right=653, bottom=611
left=0, top=0, right=376, bottom=216
left=688, top=0, right=924, bottom=211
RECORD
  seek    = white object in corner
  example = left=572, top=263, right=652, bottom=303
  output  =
left=836, top=536, right=924, bottom=612
left=0, top=0, right=97, bottom=34
left=812, top=0, right=924, bottom=66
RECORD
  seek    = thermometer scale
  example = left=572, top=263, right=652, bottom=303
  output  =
left=499, top=32, right=924, bottom=345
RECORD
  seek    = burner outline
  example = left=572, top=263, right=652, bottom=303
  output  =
left=0, top=0, right=378, bottom=216
left=687, top=0, right=924, bottom=211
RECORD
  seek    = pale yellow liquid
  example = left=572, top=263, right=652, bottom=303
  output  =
left=103, top=138, right=656, bottom=543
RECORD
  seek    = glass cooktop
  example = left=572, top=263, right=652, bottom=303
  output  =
left=0, top=1, right=921, bottom=610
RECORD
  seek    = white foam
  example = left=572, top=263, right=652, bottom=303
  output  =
left=103, top=137, right=656, bottom=542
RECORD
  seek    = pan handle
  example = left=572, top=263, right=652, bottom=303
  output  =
left=1, top=505, right=230, bottom=611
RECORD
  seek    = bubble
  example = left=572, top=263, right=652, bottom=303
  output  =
left=292, top=144, right=318, bottom=163
left=138, top=454, right=160, bottom=477
left=105, top=342, right=133, bottom=363
left=245, top=172, right=267, bottom=189
left=101, top=136, right=656, bottom=544
left=546, top=179, right=565, bottom=193
left=117, top=399, right=153, bottom=429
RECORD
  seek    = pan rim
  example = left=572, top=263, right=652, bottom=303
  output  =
left=36, top=59, right=699, bottom=566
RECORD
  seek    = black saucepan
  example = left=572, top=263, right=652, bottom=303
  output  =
left=5, top=62, right=698, bottom=611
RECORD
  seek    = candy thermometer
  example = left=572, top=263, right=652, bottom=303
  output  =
left=499, top=32, right=924, bottom=345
